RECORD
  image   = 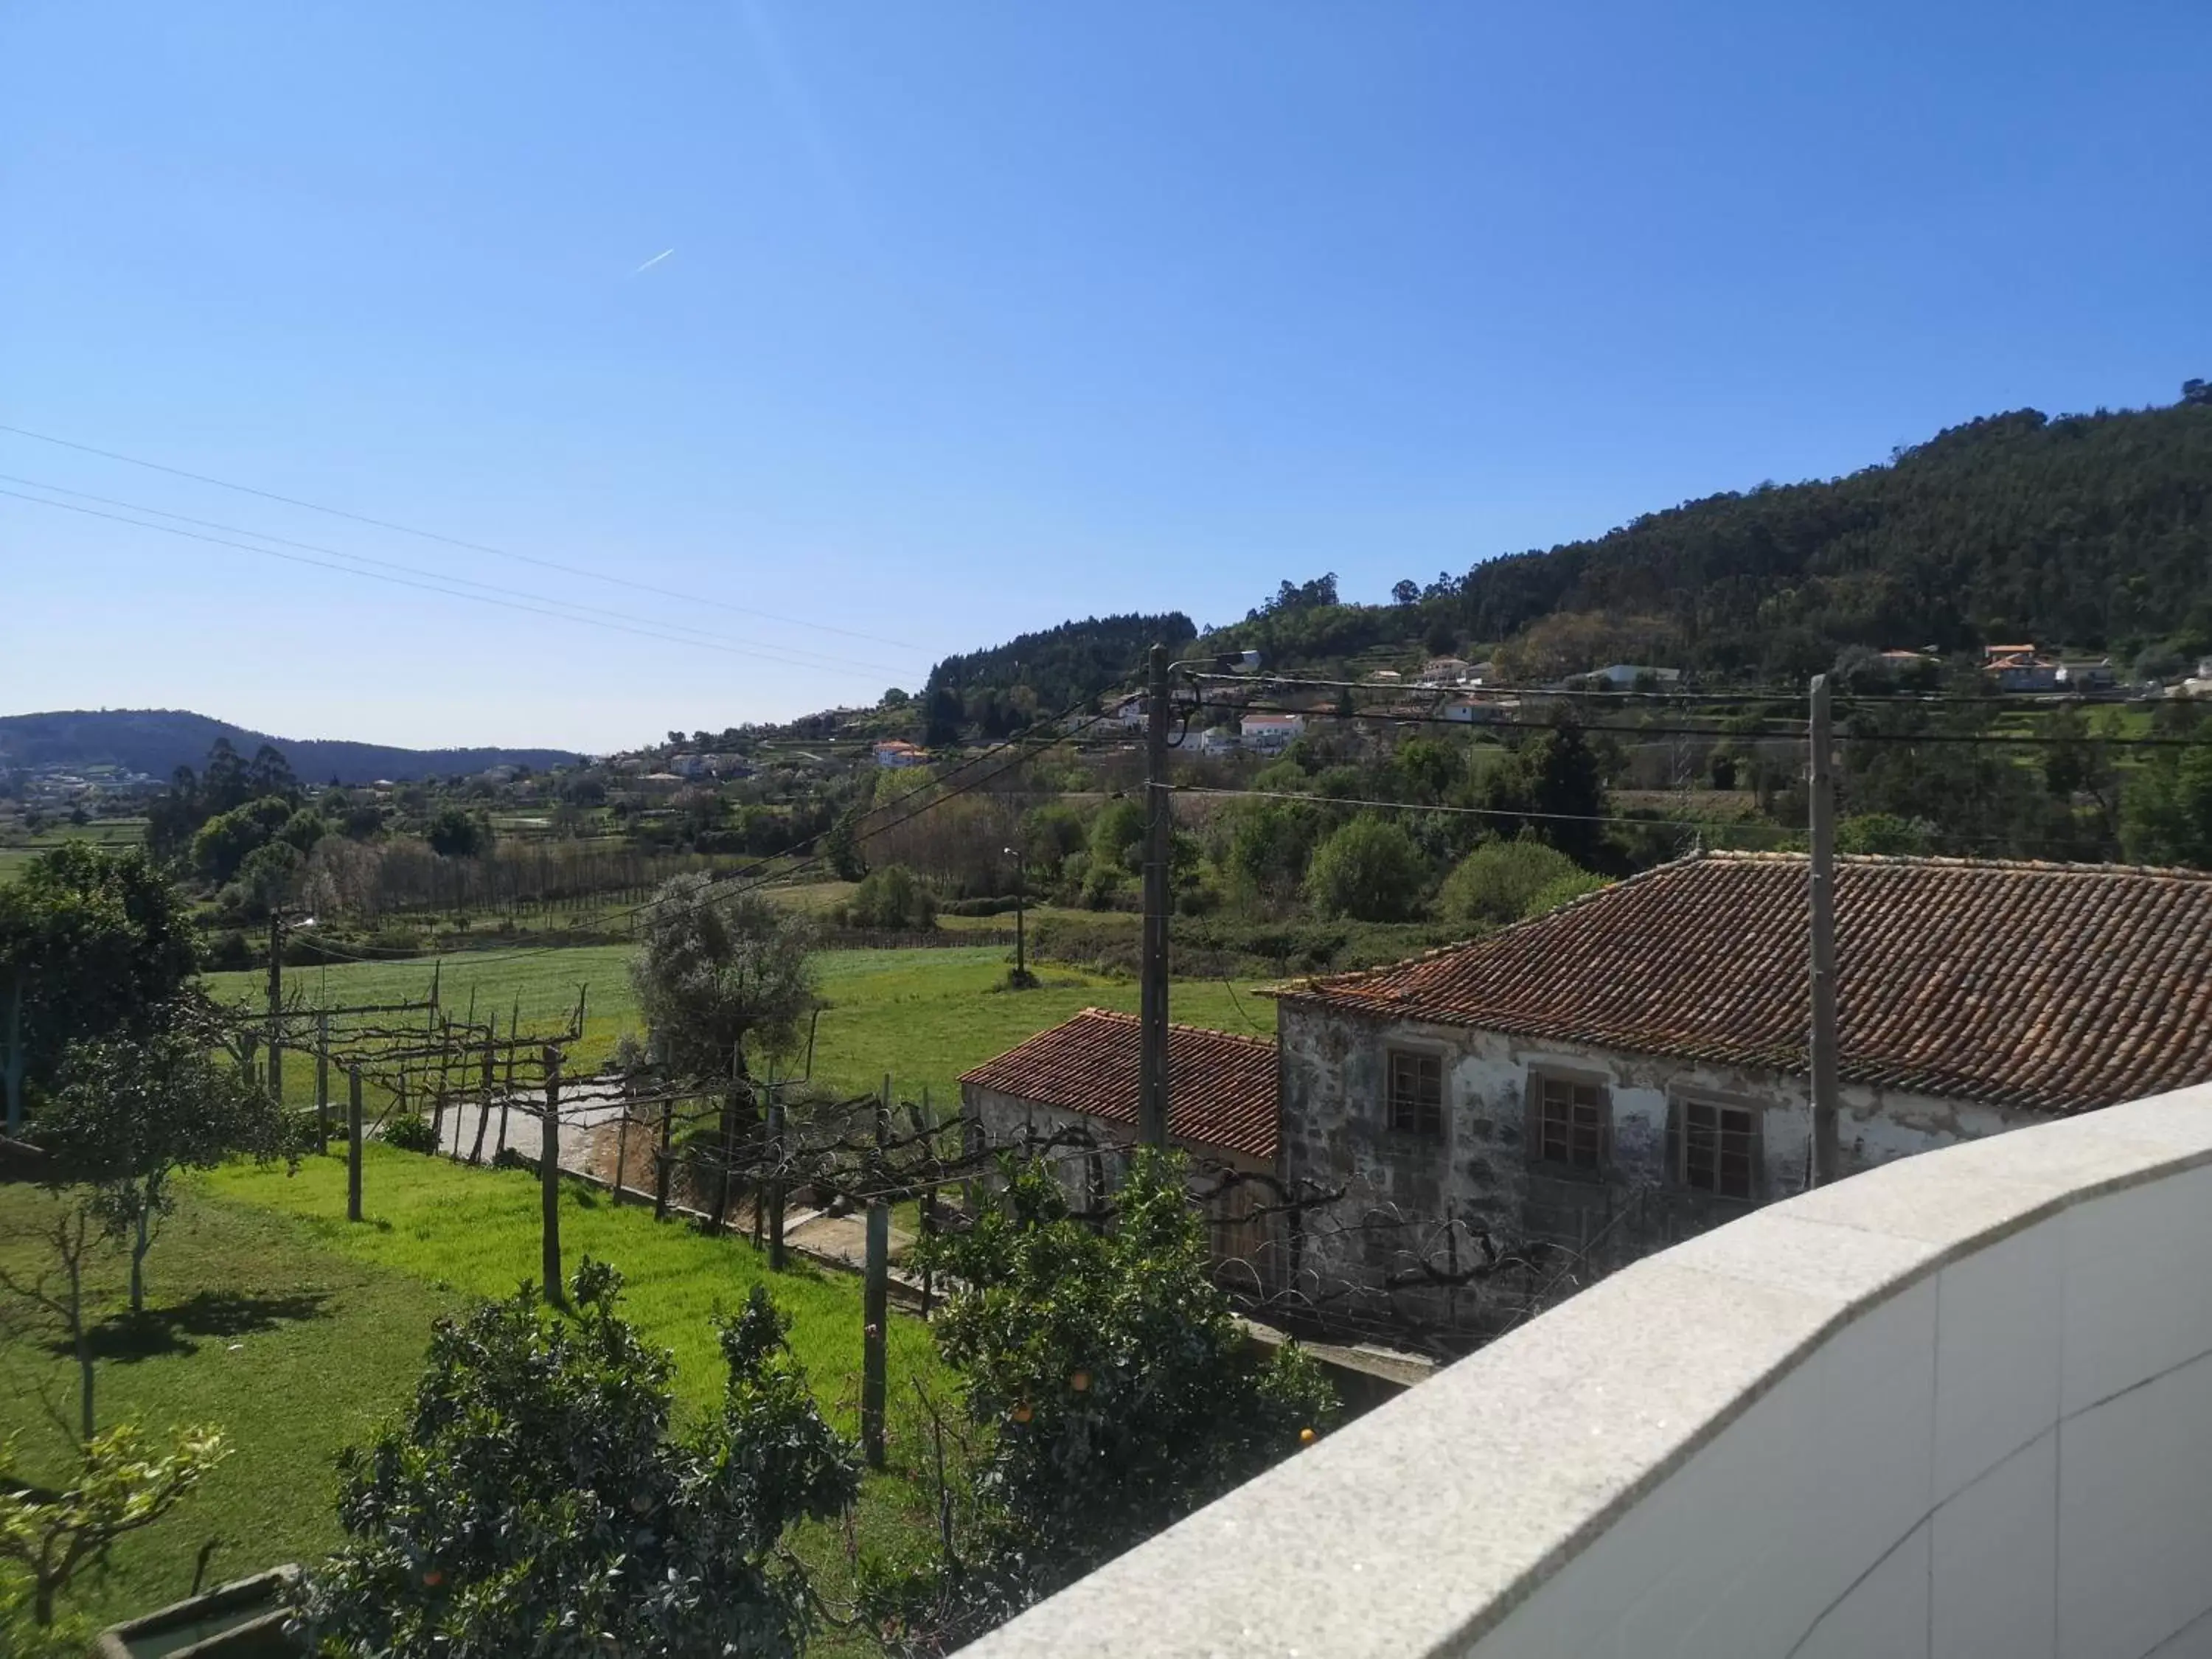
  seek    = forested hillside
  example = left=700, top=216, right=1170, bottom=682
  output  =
left=921, top=612, right=1194, bottom=742
left=920, top=389, right=2212, bottom=734
left=0, top=709, right=582, bottom=783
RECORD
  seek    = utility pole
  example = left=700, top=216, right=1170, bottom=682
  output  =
left=5, top=975, right=26, bottom=1134
left=860, top=1074, right=891, bottom=1469
left=1808, top=673, right=1840, bottom=1186
left=765, top=1085, right=788, bottom=1269
left=1005, top=844, right=1029, bottom=985
left=314, top=1011, right=330, bottom=1155
left=1139, top=644, right=1172, bottom=1149
left=540, top=1046, right=563, bottom=1301
left=265, top=911, right=284, bottom=1102
left=346, top=1065, right=364, bottom=1222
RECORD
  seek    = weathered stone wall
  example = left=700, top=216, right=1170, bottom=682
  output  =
left=1273, top=1000, right=2037, bottom=1335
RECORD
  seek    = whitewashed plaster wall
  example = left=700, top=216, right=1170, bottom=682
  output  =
left=965, top=1082, right=2212, bottom=1659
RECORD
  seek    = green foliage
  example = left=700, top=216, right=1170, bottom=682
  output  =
left=922, top=614, right=1195, bottom=742
left=1478, top=712, right=1610, bottom=868
left=424, top=805, right=493, bottom=860
left=890, top=1154, right=1335, bottom=1643
left=0, top=1424, right=228, bottom=1629
left=291, top=1262, right=858, bottom=1659
left=1835, top=813, right=1938, bottom=855
left=35, top=1032, right=295, bottom=1312
left=1523, top=871, right=1607, bottom=914
left=1304, top=813, right=1427, bottom=922
left=188, top=795, right=295, bottom=886
left=1223, top=799, right=1323, bottom=902
left=629, top=874, right=818, bottom=1082
left=1439, top=837, right=1587, bottom=925
left=0, top=844, right=198, bottom=1121
left=1086, top=799, right=1145, bottom=874
left=841, top=865, right=938, bottom=931
left=2121, top=722, right=2212, bottom=867
left=382, top=1111, right=437, bottom=1153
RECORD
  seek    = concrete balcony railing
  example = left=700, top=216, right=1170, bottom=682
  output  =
left=967, top=1083, right=2212, bottom=1659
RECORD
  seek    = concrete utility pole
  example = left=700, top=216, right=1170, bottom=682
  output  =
left=540, top=1047, right=563, bottom=1301
left=1808, top=673, right=1840, bottom=1186
left=1139, top=644, right=1172, bottom=1149
left=1005, top=844, right=1029, bottom=984
left=860, top=1074, right=891, bottom=1468
left=265, top=911, right=284, bottom=1102
left=347, top=1065, right=364, bottom=1222
left=314, top=1011, right=330, bottom=1155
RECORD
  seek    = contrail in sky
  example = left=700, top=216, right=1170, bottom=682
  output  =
left=632, top=248, right=675, bottom=274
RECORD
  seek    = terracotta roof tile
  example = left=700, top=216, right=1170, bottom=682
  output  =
left=1276, top=852, right=2212, bottom=1115
left=959, top=1009, right=1278, bottom=1161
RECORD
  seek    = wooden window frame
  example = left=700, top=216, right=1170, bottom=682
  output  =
left=1671, top=1095, right=1764, bottom=1201
left=1527, top=1068, right=1610, bottom=1178
left=1385, top=1048, right=1445, bottom=1138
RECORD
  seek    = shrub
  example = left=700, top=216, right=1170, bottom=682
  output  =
left=1304, top=815, right=1428, bottom=922
left=942, top=894, right=1023, bottom=918
left=1438, top=837, right=1588, bottom=926
left=383, top=1111, right=437, bottom=1153
left=842, top=864, right=937, bottom=931
left=1522, top=871, right=1607, bottom=915
left=292, top=1263, right=856, bottom=1658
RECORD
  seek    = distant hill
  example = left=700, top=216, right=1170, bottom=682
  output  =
left=0, top=710, right=583, bottom=785
left=922, top=613, right=1195, bottom=741
left=1206, top=391, right=2212, bottom=681
left=913, top=392, right=2212, bottom=736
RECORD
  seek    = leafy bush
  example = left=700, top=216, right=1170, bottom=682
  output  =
left=840, top=863, right=937, bottom=931
left=382, top=1111, right=438, bottom=1153
left=292, top=1262, right=857, bottom=1658
left=881, top=1155, right=1334, bottom=1646
left=1438, top=837, right=1587, bottom=925
left=942, top=894, right=1023, bottom=917
left=1523, top=871, right=1608, bottom=915
left=1304, top=814, right=1428, bottom=922
left=201, top=928, right=254, bottom=972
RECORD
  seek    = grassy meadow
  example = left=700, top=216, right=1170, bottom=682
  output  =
left=205, top=941, right=1276, bottom=1113
left=0, top=1147, right=954, bottom=1640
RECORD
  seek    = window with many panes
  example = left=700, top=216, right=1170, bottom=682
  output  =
left=1388, top=1051, right=1443, bottom=1136
left=1682, top=1100, right=1757, bottom=1199
left=1536, top=1074, right=1606, bottom=1172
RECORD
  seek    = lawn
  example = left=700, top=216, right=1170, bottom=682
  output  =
left=205, top=942, right=1277, bottom=1114
left=1, top=1147, right=954, bottom=1638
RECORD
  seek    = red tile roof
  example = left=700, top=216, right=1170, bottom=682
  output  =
left=1276, top=852, right=2212, bottom=1115
left=958, top=1009, right=1279, bottom=1161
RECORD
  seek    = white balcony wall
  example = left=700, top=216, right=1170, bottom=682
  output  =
left=965, top=1084, right=2212, bottom=1659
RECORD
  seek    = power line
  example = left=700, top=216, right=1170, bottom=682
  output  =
left=0, top=472, right=905, bottom=680
left=1170, top=782, right=1759, bottom=834
left=0, top=486, right=908, bottom=681
left=0, top=421, right=915, bottom=650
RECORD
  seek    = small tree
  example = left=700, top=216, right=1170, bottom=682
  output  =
left=630, top=876, right=818, bottom=1086
left=1304, top=814, right=1427, bottom=922
left=844, top=865, right=936, bottom=931
left=0, top=845, right=198, bottom=1132
left=885, top=1153, right=1335, bottom=1646
left=1438, top=837, right=1587, bottom=926
left=292, top=1262, right=857, bottom=1658
left=0, top=1423, right=227, bottom=1629
left=38, top=1032, right=295, bottom=1313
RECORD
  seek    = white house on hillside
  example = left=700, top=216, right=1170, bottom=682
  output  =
left=1239, top=712, right=1304, bottom=751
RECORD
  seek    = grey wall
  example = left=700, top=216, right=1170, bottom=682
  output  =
left=1275, top=1000, right=2036, bottom=1330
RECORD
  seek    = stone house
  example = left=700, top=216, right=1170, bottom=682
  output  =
left=1270, top=851, right=2212, bottom=1333
left=959, top=1009, right=1280, bottom=1283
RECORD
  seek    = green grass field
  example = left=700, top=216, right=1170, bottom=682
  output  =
left=206, top=942, right=1276, bottom=1113
left=0, top=819, right=147, bottom=884
left=0, top=1147, right=952, bottom=1638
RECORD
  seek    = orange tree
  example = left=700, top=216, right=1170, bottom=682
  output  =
left=873, top=1151, right=1335, bottom=1650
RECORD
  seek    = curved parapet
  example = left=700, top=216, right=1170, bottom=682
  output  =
left=967, top=1084, right=2212, bottom=1658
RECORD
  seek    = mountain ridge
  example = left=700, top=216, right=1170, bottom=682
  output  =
left=0, top=709, right=583, bottom=785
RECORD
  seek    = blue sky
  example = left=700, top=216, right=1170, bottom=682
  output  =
left=3, top=1, right=2205, bottom=752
